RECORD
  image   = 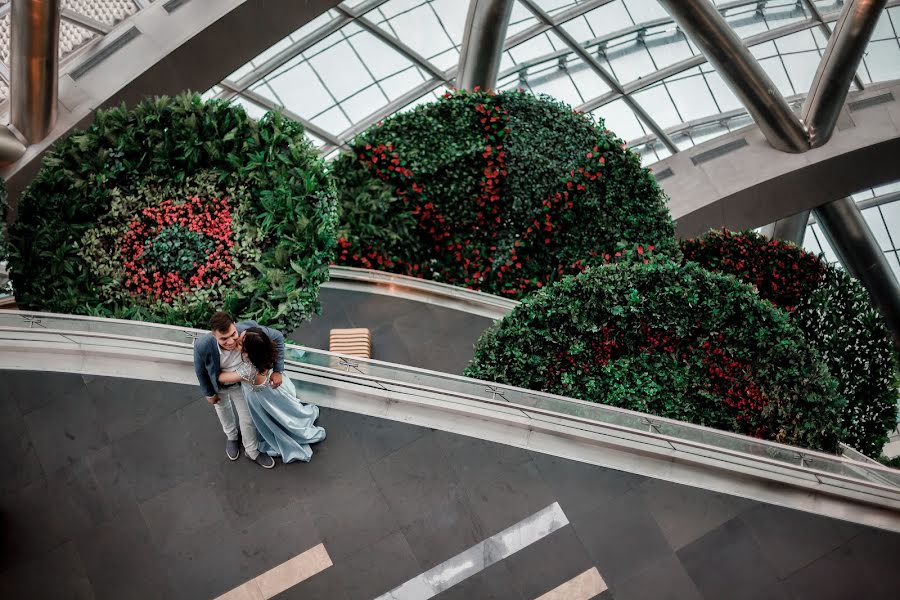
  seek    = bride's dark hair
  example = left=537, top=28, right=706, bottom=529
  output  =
left=242, top=327, right=278, bottom=372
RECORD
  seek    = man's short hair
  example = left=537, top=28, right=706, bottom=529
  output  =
left=209, top=311, right=234, bottom=334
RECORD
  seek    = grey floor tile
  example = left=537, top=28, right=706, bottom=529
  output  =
left=299, top=466, right=401, bottom=561
left=273, top=565, right=350, bottom=600
left=211, top=455, right=307, bottom=531
left=74, top=505, right=174, bottom=600
left=846, top=528, right=900, bottom=597
left=637, top=477, right=757, bottom=551
left=5, top=370, right=82, bottom=415
left=178, top=396, right=242, bottom=473
left=369, top=432, right=464, bottom=527
left=110, top=409, right=203, bottom=503
left=0, top=403, right=45, bottom=493
left=337, top=531, right=423, bottom=600
left=678, top=517, right=789, bottom=600
left=610, top=555, right=702, bottom=600
left=531, top=452, right=645, bottom=519
left=739, top=504, right=863, bottom=580
left=370, top=322, right=416, bottom=366
left=86, top=377, right=196, bottom=441
left=296, top=417, right=369, bottom=483
left=436, top=430, right=532, bottom=487
left=351, top=293, right=428, bottom=332
left=0, top=476, right=95, bottom=562
left=570, top=489, right=674, bottom=588
left=783, top=544, right=883, bottom=600
left=24, top=381, right=110, bottom=474
left=347, top=413, right=429, bottom=465
left=0, top=541, right=95, bottom=599
left=42, top=447, right=140, bottom=538
left=140, top=470, right=227, bottom=553
left=157, top=521, right=246, bottom=599
left=503, top=526, right=597, bottom=599
left=400, top=484, right=487, bottom=572
left=462, top=459, right=556, bottom=537
left=232, top=500, right=323, bottom=580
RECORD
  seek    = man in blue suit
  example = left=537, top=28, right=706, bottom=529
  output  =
left=193, top=311, right=286, bottom=469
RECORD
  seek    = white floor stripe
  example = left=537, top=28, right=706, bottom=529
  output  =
left=214, top=543, right=332, bottom=600
left=374, top=502, right=570, bottom=600
left=535, top=567, right=608, bottom=600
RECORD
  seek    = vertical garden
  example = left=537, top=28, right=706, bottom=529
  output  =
left=2, top=90, right=896, bottom=454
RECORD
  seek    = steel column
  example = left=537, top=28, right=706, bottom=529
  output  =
left=803, top=0, right=888, bottom=147
left=457, top=0, right=515, bottom=90
left=657, top=0, right=808, bottom=153
left=814, top=197, right=900, bottom=350
left=10, top=0, right=61, bottom=144
left=760, top=213, right=809, bottom=245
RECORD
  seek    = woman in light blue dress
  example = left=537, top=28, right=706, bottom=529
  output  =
left=219, top=327, right=325, bottom=463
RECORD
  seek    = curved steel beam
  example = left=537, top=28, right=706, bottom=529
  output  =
left=1, top=0, right=342, bottom=211
left=658, top=0, right=809, bottom=153
left=10, top=0, right=61, bottom=144
left=658, top=81, right=900, bottom=237
left=803, top=0, right=889, bottom=147
left=457, top=0, right=515, bottom=90
left=814, top=197, right=900, bottom=350
left=759, top=215, right=808, bottom=245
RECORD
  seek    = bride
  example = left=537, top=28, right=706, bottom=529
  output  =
left=218, top=327, right=325, bottom=463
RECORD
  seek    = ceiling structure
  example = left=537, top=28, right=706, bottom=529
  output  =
left=210, top=0, right=900, bottom=160
left=0, top=0, right=899, bottom=328
left=0, top=0, right=147, bottom=106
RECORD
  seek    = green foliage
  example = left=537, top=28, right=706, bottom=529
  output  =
left=143, top=225, right=216, bottom=277
left=683, top=229, right=899, bottom=456
left=466, top=262, right=844, bottom=452
left=332, top=89, right=677, bottom=298
left=6, top=94, right=337, bottom=330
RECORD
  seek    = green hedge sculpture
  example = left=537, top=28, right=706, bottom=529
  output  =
left=332, top=89, right=677, bottom=298
left=683, top=229, right=899, bottom=456
left=5, top=94, right=338, bottom=330
left=466, top=262, right=844, bottom=452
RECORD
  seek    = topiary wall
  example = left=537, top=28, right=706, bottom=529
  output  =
left=682, top=229, right=899, bottom=456
left=5, top=94, right=338, bottom=330
left=332, top=89, right=677, bottom=299
left=465, top=262, right=844, bottom=452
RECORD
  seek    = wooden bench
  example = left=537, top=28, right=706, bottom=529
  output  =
left=328, top=328, right=372, bottom=359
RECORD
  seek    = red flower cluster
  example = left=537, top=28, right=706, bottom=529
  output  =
left=339, top=93, right=623, bottom=297
left=120, top=197, right=234, bottom=303
left=545, top=324, right=768, bottom=436
left=682, top=229, right=825, bottom=311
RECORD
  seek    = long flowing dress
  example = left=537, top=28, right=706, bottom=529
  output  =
left=237, top=361, right=326, bottom=463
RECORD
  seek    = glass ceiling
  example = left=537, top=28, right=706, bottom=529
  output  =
left=210, top=0, right=900, bottom=164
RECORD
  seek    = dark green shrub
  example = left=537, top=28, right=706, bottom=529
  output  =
left=466, top=262, right=844, bottom=452
left=683, top=229, right=899, bottom=456
left=332, top=89, right=677, bottom=298
left=6, top=94, right=337, bottom=330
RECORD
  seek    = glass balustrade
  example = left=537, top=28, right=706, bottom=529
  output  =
left=2, top=310, right=899, bottom=497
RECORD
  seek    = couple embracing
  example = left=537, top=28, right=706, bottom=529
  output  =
left=193, top=311, right=325, bottom=469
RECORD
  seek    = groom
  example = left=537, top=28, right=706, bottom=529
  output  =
left=193, top=311, right=286, bottom=469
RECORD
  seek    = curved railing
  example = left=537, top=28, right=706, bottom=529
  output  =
left=1, top=309, right=899, bottom=531
left=324, top=266, right=518, bottom=320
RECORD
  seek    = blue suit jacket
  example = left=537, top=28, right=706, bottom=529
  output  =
left=193, top=320, right=286, bottom=398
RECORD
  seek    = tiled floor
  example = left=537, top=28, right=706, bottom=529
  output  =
left=291, top=288, right=494, bottom=374
left=1, top=370, right=899, bottom=599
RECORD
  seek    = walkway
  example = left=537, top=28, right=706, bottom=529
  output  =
left=1, top=370, right=898, bottom=599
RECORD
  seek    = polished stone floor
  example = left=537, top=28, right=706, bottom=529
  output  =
left=1, top=370, right=898, bottom=599
left=291, top=288, right=495, bottom=374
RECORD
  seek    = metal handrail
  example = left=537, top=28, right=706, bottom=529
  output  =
left=1, top=309, right=887, bottom=474
left=1, top=317, right=899, bottom=499
left=2, top=311, right=897, bottom=474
